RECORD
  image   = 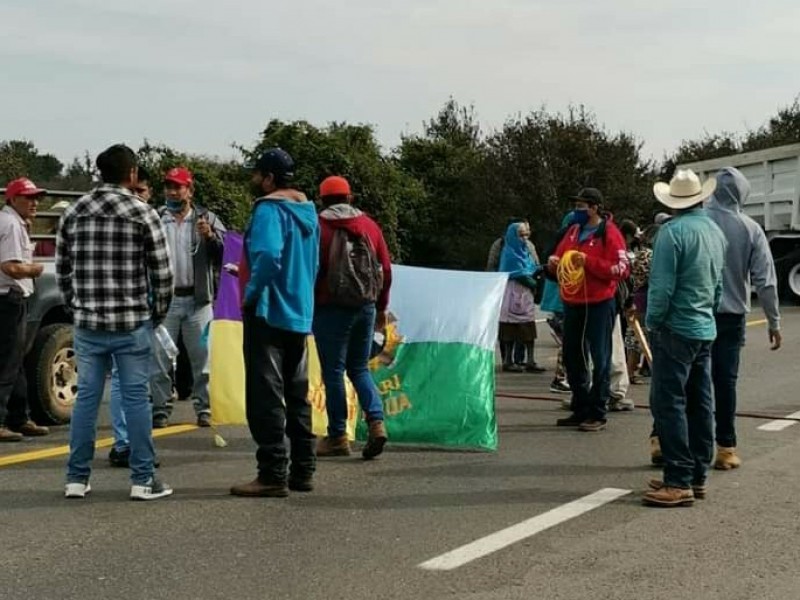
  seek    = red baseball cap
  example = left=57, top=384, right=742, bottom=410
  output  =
left=319, top=176, right=351, bottom=197
left=5, top=177, right=46, bottom=200
left=164, top=167, right=193, bottom=186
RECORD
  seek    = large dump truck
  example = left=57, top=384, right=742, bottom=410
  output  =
left=680, top=143, right=800, bottom=301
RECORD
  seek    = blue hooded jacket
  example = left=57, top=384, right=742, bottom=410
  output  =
left=499, top=223, right=538, bottom=278
left=243, top=191, right=320, bottom=334
left=540, top=211, right=575, bottom=314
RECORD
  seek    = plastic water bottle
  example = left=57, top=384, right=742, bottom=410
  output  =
left=155, top=324, right=179, bottom=370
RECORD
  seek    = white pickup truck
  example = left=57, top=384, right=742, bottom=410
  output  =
left=681, top=142, right=800, bottom=300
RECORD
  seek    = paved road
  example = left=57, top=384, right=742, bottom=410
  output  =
left=2, top=309, right=800, bottom=600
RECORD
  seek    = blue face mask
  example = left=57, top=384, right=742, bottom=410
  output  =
left=572, top=209, right=590, bottom=226
left=165, top=199, right=184, bottom=213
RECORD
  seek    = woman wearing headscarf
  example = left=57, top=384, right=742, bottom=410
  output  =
left=498, top=222, right=545, bottom=373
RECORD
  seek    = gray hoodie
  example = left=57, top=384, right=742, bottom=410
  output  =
left=706, top=167, right=780, bottom=331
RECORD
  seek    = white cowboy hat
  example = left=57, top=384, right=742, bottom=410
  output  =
left=653, top=169, right=716, bottom=210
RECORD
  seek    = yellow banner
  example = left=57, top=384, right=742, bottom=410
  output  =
left=208, top=320, right=359, bottom=439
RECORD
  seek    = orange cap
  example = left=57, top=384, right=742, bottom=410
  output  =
left=319, top=176, right=351, bottom=197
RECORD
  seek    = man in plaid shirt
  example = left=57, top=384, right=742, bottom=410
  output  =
left=57, top=144, right=174, bottom=501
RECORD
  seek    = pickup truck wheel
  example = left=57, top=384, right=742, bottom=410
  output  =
left=27, top=324, right=76, bottom=424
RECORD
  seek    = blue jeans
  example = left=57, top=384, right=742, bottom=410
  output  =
left=712, top=313, right=746, bottom=448
left=151, top=297, right=212, bottom=418
left=110, top=361, right=128, bottom=452
left=313, top=304, right=384, bottom=438
left=68, top=323, right=155, bottom=485
left=563, top=298, right=616, bottom=421
left=649, top=327, right=714, bottom=489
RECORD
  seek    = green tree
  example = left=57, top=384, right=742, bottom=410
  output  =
left=0, top=140, right=64, bottom=187
left=244, top=120, right=425, bottom=260
left=488, top=106, right=655, bottom=254
left=396, top=100, right=491, bottom=268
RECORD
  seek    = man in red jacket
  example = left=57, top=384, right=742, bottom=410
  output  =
left=547, top=188, right=629, bottom=432
left=314, top=176, right=392, bottom=459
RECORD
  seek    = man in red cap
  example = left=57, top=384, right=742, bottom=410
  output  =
left=151, top=166, right=226, bottom=428
left=313, top=175, right=392, bottom=459
left=0, top=178, right=50, bottom=441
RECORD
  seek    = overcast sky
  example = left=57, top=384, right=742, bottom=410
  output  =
left=1, top=0, right=798, bottom=166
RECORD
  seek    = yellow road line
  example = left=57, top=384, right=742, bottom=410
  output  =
left=746, top=319, right=767, bottom=327
left=0, top=424, right=198, bottom=468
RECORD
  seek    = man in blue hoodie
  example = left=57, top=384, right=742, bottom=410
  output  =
left=230, top=148, right=320, bottom=498
left=706, top=167, right=782, bottom=470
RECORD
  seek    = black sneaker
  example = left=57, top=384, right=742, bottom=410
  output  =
left=579, top=419, right=608, bottom=432
left=152, top=415, right=169, bottom=429
left=109, top=447, right=130, bottom=468
left=556, top=414, right=583, bottom=427
left=197, top=413, right=212, bottom=428
left=288, top=475, right=314, bottom=492
left=109, top=448, right=161, bottom=469
left=130, top=477, right=173, bottom=501
left=549, top=379, right=571, bottom=394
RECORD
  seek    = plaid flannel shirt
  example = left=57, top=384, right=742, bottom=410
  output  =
left=56, top=185, right=174, bottom=331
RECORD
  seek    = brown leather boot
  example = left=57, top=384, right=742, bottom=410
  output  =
left=316, top=436, right=351, bottom=457
left=714, top=446, right=741, bottom=470
left=10, top=421, right=50, bottom=437
left=0, top=427, right=23, bottom=442
left=642, top=486, right=695, bottom=507
left=362, top=420, right=387, bottom=460
left=648, top=478, right=707, bottom=500
left=230, top=478, right=289, bottom=498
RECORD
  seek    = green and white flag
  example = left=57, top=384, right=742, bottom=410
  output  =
left=357, top=266, right=507, bottom=451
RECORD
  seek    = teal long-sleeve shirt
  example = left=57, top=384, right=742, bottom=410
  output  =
left=646, top=208, right=727, bottom=341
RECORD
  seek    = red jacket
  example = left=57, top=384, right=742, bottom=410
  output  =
left=552, top=220, right=629, bottom=305
left=316, top=205, right=392, bottom=311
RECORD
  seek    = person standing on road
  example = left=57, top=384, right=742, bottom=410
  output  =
left=0, top=178, right=50, bottom=442
left=498, top=222, right=546, bottom=373
left=643, top=169, right=726, bottom=508
left=57, top=144, right=174, bottom=500
left=313, top=175, right=392, bottom=459
left=231, top=148, right=320, bottom=498
left=108, top=168, right=159, bottom=468
left=706, top=167, right=782, bottom=470
left=548, top=188, right=629, bottom=432
left=487, top=217, right=539, bottom=368
left=150, top=166, right=226, bottom=429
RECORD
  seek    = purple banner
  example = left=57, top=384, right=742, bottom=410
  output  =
left=213, top=232, right=244, bottom=321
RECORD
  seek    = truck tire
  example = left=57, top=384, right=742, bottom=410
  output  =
left=779, top=255, right=800, bottom=303
left=27, top=324, right=76, bottom=424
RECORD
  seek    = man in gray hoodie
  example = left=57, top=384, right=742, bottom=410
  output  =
left=706, top=167, right=782, bottom=470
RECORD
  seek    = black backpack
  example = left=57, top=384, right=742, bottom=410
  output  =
left=327, top=229, right=384, bottom=307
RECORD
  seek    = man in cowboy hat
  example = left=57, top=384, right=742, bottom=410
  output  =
left=643, top=169, right=726, bottom=508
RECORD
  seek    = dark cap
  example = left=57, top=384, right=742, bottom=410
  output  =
left=570, top=187, right=604, bottom=206
left=248, top=148, right=295, bottom=180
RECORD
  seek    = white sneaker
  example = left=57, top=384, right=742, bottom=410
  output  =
left=65, top=482, right=92, bottom=499
left=609, top=398, right=635, bottom=412
left=130, top=477, right=174, bottom=501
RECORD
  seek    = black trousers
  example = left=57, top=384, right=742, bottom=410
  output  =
left=242, top=309, right=315, bottom=483
left=0, top=291, right=30, bottom=428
